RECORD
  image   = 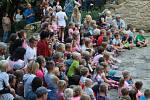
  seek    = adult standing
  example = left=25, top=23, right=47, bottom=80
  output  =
left=37, top=31, right=51, bottom=58
left=112, top=14, right=126, bottom=31
left=56, top=6, right=67, bottom=42
left=71, top=6, right=81, bottom=26
left=64, top=0, right=81, bottom=20
left=2, top=13, right=11, bottom=43
left=23, top=4, right=35, bottom=24
left=13, top=9, right=24, bottom=32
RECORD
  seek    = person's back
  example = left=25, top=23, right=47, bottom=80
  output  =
left=23, top=73, right=36, bottom=97
left=44, top=73, right=57, bottom=100
left=26, top=90, right=37, bottom=100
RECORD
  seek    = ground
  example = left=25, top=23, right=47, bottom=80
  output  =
left=109, top=37, right=150, bottom=100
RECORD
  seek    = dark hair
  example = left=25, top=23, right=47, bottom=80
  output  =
left=29, top=36, right=38, bottom=43
left=144, top=89, right=150, bottom=98
left=9, top=33, right=17, bottom=42
left=127, top=24, right=134, bottom=30
left=97, top=46, right=104, bottom=54
left=45, top=61, right=55, bottom=71
left=65, top=37, right=73, bottom=43
left=129, top=89, right=136, bottom=100
left=18, top=31, right=25, bottom=38
left=114, top=33, right=119, bottom=38
left=135, top=81, right=143, bottom=91
left=14, top=70, right=24, bottom=82
left=36, top=56, right=45, bottom=71
left=10, top=47, right=26, bottom=61
left=9, top=34, right=18, bottom=54
left=99, top=84, right=107, bottom=95
left=36, top=56, right=45, bottom=66
left=80, top=67, right=89, bottom=76
left=31, top=77, right=43, bottom=92
left=9, top=74, right=16, bottom=84
left=121, top=88, right=129, bottom=96
left=40, top=31, right=50, bottom=40
left=98, top=57, right=105, bottom=64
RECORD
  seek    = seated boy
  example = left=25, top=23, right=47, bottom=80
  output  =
left=135, top=30, right=148, bottom=47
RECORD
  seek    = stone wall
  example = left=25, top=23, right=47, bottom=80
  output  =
left=106, top=0, right=150, bottom=31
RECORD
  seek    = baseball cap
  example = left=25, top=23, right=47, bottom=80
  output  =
left=36, top=87, right=51, bottom=97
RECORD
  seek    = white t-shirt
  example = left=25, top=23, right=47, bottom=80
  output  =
left=15, top=14, right=23, bottom=22
left=56, top=11, right=67, bottom=27
left=24, top=46, right=37, bottom=64
left=112, top=38, right=121, bottom=45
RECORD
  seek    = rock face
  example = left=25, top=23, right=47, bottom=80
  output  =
left=106, top=0, right=150, bottom=31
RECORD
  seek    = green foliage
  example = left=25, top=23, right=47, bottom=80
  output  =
left=81, top=6, right=104, bottom=22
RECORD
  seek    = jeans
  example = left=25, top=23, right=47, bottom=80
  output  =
left=2, top=31, right=9, bottom=43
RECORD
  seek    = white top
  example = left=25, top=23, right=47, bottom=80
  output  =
left=15, top=14, right=23, bottom=22
left=24, top=46, right=37, bottom=64
left=56, top=11, right=67, bottom=27
left=84, top=87, right=94, bottom=96
left=112, top=38, right=121, bottom=45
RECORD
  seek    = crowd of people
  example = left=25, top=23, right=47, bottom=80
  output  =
left=0, top=0, right=150, bottom=100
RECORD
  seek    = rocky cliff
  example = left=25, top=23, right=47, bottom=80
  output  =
left=106, top=0, right=150, bottom=31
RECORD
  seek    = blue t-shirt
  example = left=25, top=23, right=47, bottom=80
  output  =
left=23, top=8, right=35, bottom=24
left=44, top=73, right=57, bottom=100
left=139, top=96, right=147, bottom=100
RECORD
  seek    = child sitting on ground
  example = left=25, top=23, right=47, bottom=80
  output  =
left=122, top=71, right=133, bottom=90
left=122, top=31, right=134, bottom=49
left=135, top=30, right=148, bottom=47
left=79, top=67, right=89, bottom=89
left=112, top=33, right=124, bottom=51
left=97, top=84, right=110, bottom=100
left=83, top=78, right=95, bottom=100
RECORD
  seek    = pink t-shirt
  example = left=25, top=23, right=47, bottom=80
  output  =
left=52, top=22, right=58, bottom=31
left=72, top=96, right=80, bottom=100
left=68, top=28, right=74, bottom=38
left=136, top=90, right=143, bottom=100
left=56, top=91, right=65, bottom=100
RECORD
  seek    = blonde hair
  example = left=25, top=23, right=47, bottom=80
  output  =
left=72, top=52, right=81, bottom=60
left=27, top=61, right=39, bottom=74
left=57, top=80, right=66, bottom=89
left=85, top=15, right=92, bottom=23
left=0, top=60, right=8, bottom=72
left=72, top=7, right=81, bottom=21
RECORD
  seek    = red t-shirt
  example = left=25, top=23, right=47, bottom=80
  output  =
left=37, top=40, right=51, bottom=57
left=97, top=35, right=104, bottom=46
